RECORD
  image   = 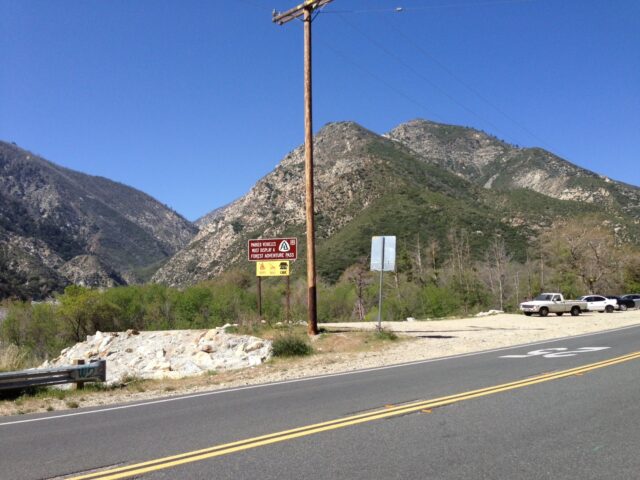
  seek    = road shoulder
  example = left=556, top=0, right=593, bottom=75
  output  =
left=3, top=311, right=640, bottom=417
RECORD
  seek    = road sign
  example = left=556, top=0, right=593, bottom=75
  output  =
left=370, top=235, right=396, bottom=332
left=370, top=236, right=396, bottom=272
left=256, top=261, right=290, bottom=277
left=248, top=238, right=297, bottom=261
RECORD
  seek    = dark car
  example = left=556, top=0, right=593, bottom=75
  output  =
left=620, top=294, right=640, bottom=309
left=606, top=295, right=636, bottom=311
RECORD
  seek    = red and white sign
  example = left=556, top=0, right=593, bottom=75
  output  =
left=248, top=238, right=297, bottom=261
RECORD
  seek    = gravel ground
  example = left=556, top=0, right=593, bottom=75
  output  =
left=2, top=310, right=640, bottom=417
left=321, top=309, right=640, bottom=361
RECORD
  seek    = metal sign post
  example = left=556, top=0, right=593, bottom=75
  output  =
left=371, top=236, right=396, bottom=332
left=377, top=237, right=385, bottom=332
left=257, top=277, right=262, bottom=318
left=286, top=275, right=291, bottom=323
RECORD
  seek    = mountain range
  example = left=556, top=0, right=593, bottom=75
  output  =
left=0, top=141, right=196, bottom=299
left=152, top=119, right=640, bottom=286
left=2, top=119, right=639, bottom=298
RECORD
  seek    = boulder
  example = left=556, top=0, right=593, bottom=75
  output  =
left=42, top=328, right=272, bottom=385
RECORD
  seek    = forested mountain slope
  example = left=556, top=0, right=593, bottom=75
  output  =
left=0, top=141, right=197, bottom=299
left=154, top=119, right=639, bottom=287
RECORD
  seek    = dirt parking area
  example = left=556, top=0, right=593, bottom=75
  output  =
left=321, top=309, right=640, bottom=361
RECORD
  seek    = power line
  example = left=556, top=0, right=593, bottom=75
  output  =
left=252, top=0, right=562, bottom=155
left=319, top=38, right=447, bottom=123
left=237, top=0, right=272, bottom=11
left=335, top=13, right=516, bottom=142
left=322, top=0, right=562, bottom=153
left=322, top=0, right=538, bottom=15
left=384, top=19, right=555, bottom=151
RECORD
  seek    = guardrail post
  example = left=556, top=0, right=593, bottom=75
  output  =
left=73, top=359, right=85, bottom=390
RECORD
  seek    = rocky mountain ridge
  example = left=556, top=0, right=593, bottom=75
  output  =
left=153, top=118, right=640, bottom=287
left=387, top=119, right=640, bottom=217
left=153, top=122, right=391, bottom=285
left=0, top=141, right=198, bottom=299
left=5, top=118, right=637, bottom=295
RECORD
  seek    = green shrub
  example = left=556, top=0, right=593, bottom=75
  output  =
left=272, top=334, right=313, bottom=357
left=318, top=282, right=356, bottom=322
left=372, top=329, right=398, bottom=341
left=57, top=285, right=120, bottom=341
left=421, top=284, right=461, bottom=318
left=103, top=286, right=147, bottom=330
left=1, top=302, right=67, bottom=361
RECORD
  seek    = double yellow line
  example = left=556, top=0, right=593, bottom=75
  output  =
left=69, top=350, right=640, bottom=480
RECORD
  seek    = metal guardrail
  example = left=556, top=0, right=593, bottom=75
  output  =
left=0, top=359, right=106, bottom=391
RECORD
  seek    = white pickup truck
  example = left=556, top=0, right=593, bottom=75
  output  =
left=519, top=293, right=587, bottom=317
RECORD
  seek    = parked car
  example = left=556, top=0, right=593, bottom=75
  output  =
left=605, top=296, right=635, bottom=311
left=620, top=294, right=640, bottom=309
left=519, top=293, right=586, bottom=317
left=578, top=295, right=617, bottom=313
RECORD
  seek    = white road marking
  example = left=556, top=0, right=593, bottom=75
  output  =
left=500, top=346, right=610, bottom=359
left=1, top=324, right=638, bottom=427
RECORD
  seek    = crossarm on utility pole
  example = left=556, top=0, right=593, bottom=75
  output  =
left=272, top=0, right=333, bottom=25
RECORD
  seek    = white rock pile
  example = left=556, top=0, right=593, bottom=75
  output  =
left=475, top=309, right=504, bottom=317
left=41, top=328, right=272, bottom=386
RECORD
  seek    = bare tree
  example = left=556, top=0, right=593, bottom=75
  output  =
left=413, top=234, right=424, bottom=284
left=541, top=218, right=621, bottom=294
left=513, top=269, right=521, bottom=309
left=344, top=263, right=370, bottom=321
left=445, top=228, right=479, bottom=313
left=487, top=236, right=511, bottom=310
left=428, top=239, right=440, bottom=285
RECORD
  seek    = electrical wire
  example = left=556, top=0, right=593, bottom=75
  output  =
left=322, top=0, right=564, bottom=155
left=238, top=0, right=271, bottom=11
left=335, top=13, right=517, bottom=143
left=318, top=38, right=448, bottom=123
left=321, top=0, right=539, bottom=15
left=385, top=18, right=555, bottom=151
left=247, top=0, right=561, bottom=155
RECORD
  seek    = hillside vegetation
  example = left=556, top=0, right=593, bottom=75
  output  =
left=3, top=216, right=640, bottom=371
left=0, top=141, right=197, bottom=299
left=154, top=119, right=640, bottom=287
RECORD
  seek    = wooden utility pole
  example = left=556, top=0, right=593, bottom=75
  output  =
left=273, top=0, right=332, bottom=336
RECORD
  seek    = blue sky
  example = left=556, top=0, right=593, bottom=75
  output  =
left=1, top=0, right=638, bottom=221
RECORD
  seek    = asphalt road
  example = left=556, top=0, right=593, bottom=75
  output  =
left=2, top=325, right=640, bottom=480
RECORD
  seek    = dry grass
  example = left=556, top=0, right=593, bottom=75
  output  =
left=0, top=344, right=35, bottom=372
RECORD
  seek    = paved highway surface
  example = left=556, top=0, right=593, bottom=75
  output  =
left=2, top=325, right=640, bottom=479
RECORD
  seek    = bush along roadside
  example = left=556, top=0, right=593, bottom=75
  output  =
left=272, top=334, right=313, bottom=357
